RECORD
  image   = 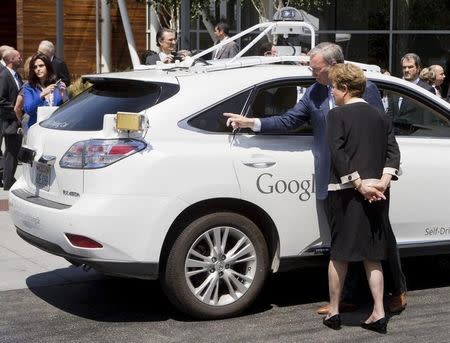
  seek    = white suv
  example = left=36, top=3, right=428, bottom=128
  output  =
left=9, top=57, right=450, bottom=319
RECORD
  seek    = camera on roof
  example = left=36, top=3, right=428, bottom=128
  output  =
left=273, top=7, right=303, bottom=21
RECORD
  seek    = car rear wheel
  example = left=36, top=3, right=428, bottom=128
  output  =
left=162, top=212, right=269, bottom=319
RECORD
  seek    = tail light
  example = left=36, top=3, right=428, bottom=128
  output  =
left=66, top=233, right=103, bottom=248
left=60, top=139, right=146, bottom=169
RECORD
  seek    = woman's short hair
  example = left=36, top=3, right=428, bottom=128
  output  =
left=420, top=67, right=435, bottom=85
left=420, top=65, right=442, bottom=85
left=28, top=53, right=57, bottom=87
left=329, top=63, right=366, bottom=98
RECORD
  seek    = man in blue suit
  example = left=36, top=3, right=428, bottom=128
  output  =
left=224, top=42, right=407, bottom=314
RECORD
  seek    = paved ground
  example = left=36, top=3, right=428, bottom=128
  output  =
left=0, top=211, right=103, bottom=292
left=1, top=171, right=450, bottom=342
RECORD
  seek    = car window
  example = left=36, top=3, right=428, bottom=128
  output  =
left=41, top=81, right=178, bottom=131
left=243, top=81, right=314, bottom=135
left=378, top=86, right=450, bottom=137
left=187, top=90, right=251, bottom=133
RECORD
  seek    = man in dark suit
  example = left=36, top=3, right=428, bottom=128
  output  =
left=0, top=49, right=23, bottom=190
left=145, top=28, right=177, bottom=65
left=388, top=53, right=435, bottom=125
left=0, top=45, right=15, bottom=176
left=213, top=22, right=239, bottom=59
left=225, top=42, right=407, bottom=314
left=38, top=40, right=70, bottom=86
left=401, top=53, right=434, bottom=93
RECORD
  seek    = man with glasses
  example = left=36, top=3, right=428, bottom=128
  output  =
left=145, top=28, right=177, bottom=65
left=224, top=42, right=407, bottom=315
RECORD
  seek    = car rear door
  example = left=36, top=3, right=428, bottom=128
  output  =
left=374, top=80, right=450, bottom=253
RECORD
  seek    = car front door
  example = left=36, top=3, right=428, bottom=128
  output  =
left=231, top=81, right=327, bottom=258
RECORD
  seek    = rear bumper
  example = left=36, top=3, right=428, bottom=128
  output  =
left=9, top=184, right=189, bottom=276
left=17, top=227, right=159, bottom=279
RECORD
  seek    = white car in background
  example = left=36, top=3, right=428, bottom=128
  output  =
left=9, top=56, right=450, bottom=319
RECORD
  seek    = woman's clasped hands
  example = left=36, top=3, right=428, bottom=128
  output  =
left=356, top=174, right=392, bottom=203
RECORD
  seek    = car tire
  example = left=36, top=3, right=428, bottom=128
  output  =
left=162, top=212, right=269, bottom=319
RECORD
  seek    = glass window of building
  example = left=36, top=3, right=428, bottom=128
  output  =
left=394, top=0, right=450, bottom=30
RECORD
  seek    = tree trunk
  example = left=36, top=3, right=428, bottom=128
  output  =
left=200, top=8, right=215, bottom=42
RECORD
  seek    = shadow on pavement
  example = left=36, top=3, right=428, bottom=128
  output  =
left=27, top=275, right=179, bottom=322
left=26, top=254, right=450, bottom=322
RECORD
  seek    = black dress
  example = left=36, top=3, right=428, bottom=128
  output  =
left=326, top=101, right=400, bottom=262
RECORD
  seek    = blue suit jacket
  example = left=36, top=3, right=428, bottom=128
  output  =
left=260, top=81, right=383, bottom=200
left=23, top=83, right=64, bottom=127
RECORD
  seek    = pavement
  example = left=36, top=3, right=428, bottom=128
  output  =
left=1, top=168, right=450, bottom=342
left=0, top=165, right=103, bottom=292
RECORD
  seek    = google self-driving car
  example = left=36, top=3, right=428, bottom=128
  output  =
left=9, top=14, right=450, bottom=319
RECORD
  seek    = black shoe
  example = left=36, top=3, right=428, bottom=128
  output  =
left=361, top=317, right=387, bottom=334
left=323, top=314, right=341, bottom=330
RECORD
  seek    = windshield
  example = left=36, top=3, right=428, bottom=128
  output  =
left=41, top=80, right=178, bottom=131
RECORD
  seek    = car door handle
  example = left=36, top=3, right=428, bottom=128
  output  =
left=242, top=160, right=276, bottom=168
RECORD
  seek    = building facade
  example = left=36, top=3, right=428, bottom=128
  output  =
left=1, top=0, right=146, bottom=81
left=2, top=0, right=449, bottom=95
left=188, top=0, right=450, bottom=96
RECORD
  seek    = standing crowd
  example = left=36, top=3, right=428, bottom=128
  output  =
left=0, top=41, right=70, bottom=190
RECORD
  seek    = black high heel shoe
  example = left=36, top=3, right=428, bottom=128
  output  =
left=323, top=314, right=341, bottom=330
left=361, top=317, right=387, bottom=334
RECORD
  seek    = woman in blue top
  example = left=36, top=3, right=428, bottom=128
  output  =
left=23, top=53, right=67, bottom=128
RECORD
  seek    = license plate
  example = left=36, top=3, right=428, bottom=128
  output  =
left=35, top=162, right=51, bottom=191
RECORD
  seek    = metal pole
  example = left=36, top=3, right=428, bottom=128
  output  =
left=145, top=1, right=150, bottom=50
left=180, top=0, right=190, bottom=50
left=56, top=0, right=64, bottom=59
left=389, top=0, right=394, bottom=73
left=101, top=0, right=111, bottom=72
left=150, top=4, right=158, bottom=51
left=117, top=0, right=141, bottom=68
left=96, top=0, right=100, bottom=73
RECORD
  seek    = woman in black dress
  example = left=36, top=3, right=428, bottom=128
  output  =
left=323, top=63, right=400, bottom=334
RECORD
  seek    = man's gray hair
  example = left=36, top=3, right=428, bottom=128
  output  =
left=309, top=42, right=344, bottom=65
left=2, top=49, right=19, bottom=64
left=38, top=40, right=55, bottom=57
left=0, top=45, right=14, bottom=59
